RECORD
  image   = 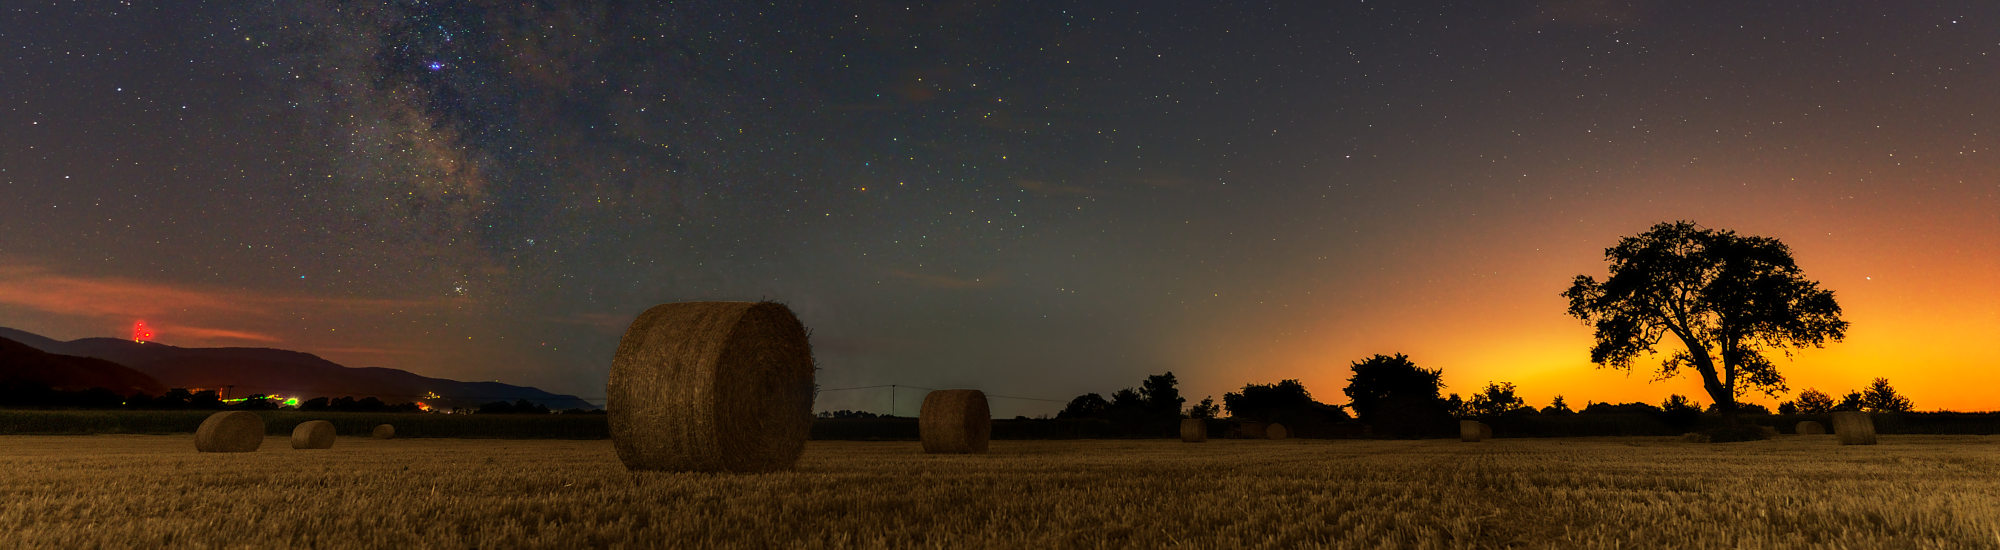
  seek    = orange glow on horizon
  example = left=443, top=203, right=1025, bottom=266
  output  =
left=1173, top=206, right=2000, bottom=415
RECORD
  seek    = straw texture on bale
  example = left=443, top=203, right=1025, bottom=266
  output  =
left=371, top=424, right=395, bottom=439
left=1795, top=420, right=1827, bottom=435
left=1832, top=411, right=1877, bottom=445
left=194, top=411, right=264, bottom=453
left=1266, top=423, right=1289, bottom=440
left=1459, top=420, right=1486, bottom=442
left=608, top=301, right=815, bottom=472
left=1180, top=418, right=1208, bottom=443
left=291, top=420, right=336, bottom=449
left=1479, top=422, right=1494, bottom=440
left=920, top=389, right=991, bottom=454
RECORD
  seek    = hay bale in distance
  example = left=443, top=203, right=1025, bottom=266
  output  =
left=1795, top=420, right=1827, bottom=435
left=920, top=389, right=991, bottom=454
left=1681, top=432, right=1711, bottom=443
left=291, top=420, right=336, bottom=449
left=1180, top=418, right=1208, bottom=443
left=608, top=301, right=816, bottom=472
left=1479, top=422, right=1494, bottom=440
left=1754, top=425, right=1781, bottom=439
left=1832, top=411, right=1877, bottom=445
left=1459, top=420, right=1485, bottom=442
left=1266, top=423, right=1289, bottom=440
left=371, top=424, right=395, bottom=439
left=194, top=411, right=264, bottom=453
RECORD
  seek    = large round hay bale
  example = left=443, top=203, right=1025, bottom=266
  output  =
left=920, top=389, right=990, bottom=454
left=1832, top=411, right=1877, bottom=445
left=608, top=301, right=816, bottom=472
left=1266, top=423, right=1289, bottom=440
left=1459, top=420, right=1485, bottom=442
left=1180, top=418, right=1208, bottom=443
left=194, top=411, right=264, bottom=453
left=1795, top=420, right=1826, bottom=435
left=291, top=420, right=336, bottom=449
left=371, top=424, right=395, bottom=439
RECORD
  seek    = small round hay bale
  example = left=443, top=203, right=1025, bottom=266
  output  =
left=291, top=420, right=336, bottom=449
left=1832, top=411, right=1877, bottom=445
left=1795, top=420, right=1826, bottom=435
left=194, top=411, right=264, bottom=453
left=1459, top=420, right=1485, bottom=442
left=920, top=389, right=990, bottom=454
left=1180, top=418, right=1208, bottom=443
left=1266, top=423, right=1289, bottom=440
left=609, top=301, right=816, bottom=472
left=1754, top=425, right=1780, bottom=439
left=371, top=424, right=395, bottom=439
left=1478, top=422, right=1494, bottom=440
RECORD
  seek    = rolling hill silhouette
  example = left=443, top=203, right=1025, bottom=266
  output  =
left=0, top=335, right=167, bottom=396
left=0, top=327, right=594, bottom=410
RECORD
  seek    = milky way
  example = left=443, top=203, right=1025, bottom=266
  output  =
left=4, top=1, right=1996, bottom=414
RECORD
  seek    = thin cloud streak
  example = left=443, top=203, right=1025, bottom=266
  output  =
left=0, top=263, right=448, bottom=339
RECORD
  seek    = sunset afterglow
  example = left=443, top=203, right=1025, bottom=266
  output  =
left=2, top=2, right=1994, bottom=416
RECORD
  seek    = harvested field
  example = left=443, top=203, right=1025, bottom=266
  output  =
left=2, top=435, right=1997, bottom=547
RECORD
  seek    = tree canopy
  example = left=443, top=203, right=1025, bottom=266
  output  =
left=1341, top=353, right=1450, bottom=436
left=1564, top=221, right=1848, bottom=412
left=1859, top=378, right=1914, bottom=413
left=1790, top=388, right=1835, bottom=414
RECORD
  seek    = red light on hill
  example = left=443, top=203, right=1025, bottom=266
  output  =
left=132, top=320, right=155, bottom=343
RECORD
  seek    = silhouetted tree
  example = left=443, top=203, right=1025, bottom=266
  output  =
left=817, top=409, right=880, bottom=419
left=1834, top=391, right=1865, bottom=412
left=1860, top=378, right=1913, bottom=413
left=1469, top=382, right=1528, bottom=417
left=300, top=397, right=331, bottom=411
left=1791, top=388, right=1834, bottom=414
left=1341, top=354, right=1449, bottom=437
left=1056, top=393, right=1111, bottom=420
left=1226, top=379, right=1317, bottom=422
left=1542, top=395, right=1574, bottom=416
left=1564, top=221, right=1848, bottom=413
left=1139, top=372, right=1185, bottom=418
left=1659, top=394, right=1702, bottom=431
left=1223, top=379, right=1349, bottom=436
left=1443, top=393, right=1472, bottom=418
left=1777, top=401, right=1798, bottom=415
left=1187, top=396, right=1219, bottom=419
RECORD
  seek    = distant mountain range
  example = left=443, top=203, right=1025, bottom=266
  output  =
left=0, top=335, right=167, bottom=396
left=0, top=327, right=595, bottom=410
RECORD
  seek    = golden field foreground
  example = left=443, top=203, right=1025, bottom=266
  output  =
left=3, top=435, right=1999, bottom=548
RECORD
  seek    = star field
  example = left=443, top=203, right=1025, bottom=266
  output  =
left=3, top=1, right=1996, bottom=414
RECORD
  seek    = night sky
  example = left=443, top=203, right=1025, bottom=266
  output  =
left=4, top=1, right=1996, bottom=416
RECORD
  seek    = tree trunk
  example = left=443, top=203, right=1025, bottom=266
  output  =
left=1673, top=331, right=1732, bottom=413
